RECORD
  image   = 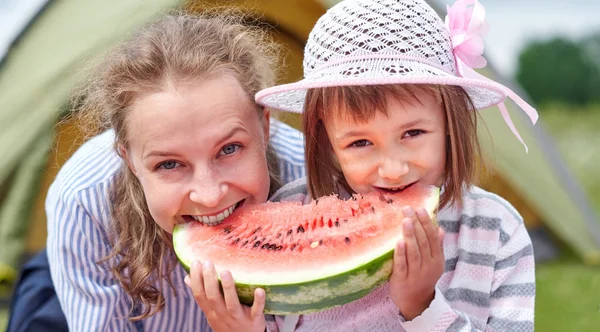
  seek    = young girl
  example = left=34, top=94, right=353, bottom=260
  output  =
left=255, top=0, right=537, bottom=330
left=45, top=12, right=306, bottom=331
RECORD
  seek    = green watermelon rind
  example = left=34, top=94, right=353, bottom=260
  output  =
left=176, top=245, right=394, bottom=315
left=174, top=187, right=439, bottom=315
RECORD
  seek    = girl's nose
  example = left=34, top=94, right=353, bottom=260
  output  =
left=377, top=156, right=409, bottom=181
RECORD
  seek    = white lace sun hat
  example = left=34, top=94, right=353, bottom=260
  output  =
left=256, top=0, right=538, bottom=151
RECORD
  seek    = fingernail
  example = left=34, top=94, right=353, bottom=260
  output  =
left=192, top=260, right=200, bottom=269
left=402, top=206, right=414, bottom=217
left=203, top=260, right=212, bottom=269
left=184, top=275, right=190, bottom=286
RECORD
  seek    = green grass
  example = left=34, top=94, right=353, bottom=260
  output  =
left=536, top=254, right=600, bottom=331
left=535, top=103, right=600, bottom=331
left=0, top=308, right=7, bottom=331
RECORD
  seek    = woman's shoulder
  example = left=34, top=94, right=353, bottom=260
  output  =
left=51, top=130, right=121, bottom=199
left=269, top=177, right=309, bottom=203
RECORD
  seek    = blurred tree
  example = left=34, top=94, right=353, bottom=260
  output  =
left=515, top=36, right=600, bottom=106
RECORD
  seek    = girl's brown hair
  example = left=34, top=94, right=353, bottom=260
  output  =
left=70, top=11, right=281, bottom=320
left=303, top=84, right=482, bottom=209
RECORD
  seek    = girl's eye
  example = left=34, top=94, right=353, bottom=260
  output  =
left=220, top=143, right=242, bottom=156
left=157, top=160, right=180, bottom=170
left=404, top=129, right=424, bottom=138
left=349, top=139, right=372, bottom=148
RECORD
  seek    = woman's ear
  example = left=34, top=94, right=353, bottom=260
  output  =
left=118, top=143, right=138, bottom=176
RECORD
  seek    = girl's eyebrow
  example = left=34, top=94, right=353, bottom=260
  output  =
left=335, top=130, right=367, bottom=141
left=335, top=117, right=432, bottom=141
left=396, top=118, right=433, bottom=131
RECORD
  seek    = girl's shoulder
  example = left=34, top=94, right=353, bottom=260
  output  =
left=439, top=185, right=525, bottom=235
left=269, top=177, right=309, bottom=203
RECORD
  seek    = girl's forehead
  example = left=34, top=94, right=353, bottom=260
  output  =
left=323, top=87, right=435, bottom=123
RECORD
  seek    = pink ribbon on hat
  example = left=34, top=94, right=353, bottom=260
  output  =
left=446, top=0, right=538, bottom=153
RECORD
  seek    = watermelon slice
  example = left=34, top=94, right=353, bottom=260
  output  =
left=173, top=185, right=439, bottom=315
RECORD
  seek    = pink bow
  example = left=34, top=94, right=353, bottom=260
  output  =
left=445, top=0, right=539, bottom=153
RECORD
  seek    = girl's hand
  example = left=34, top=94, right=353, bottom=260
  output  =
left=185, top=260, right=266, bottom=332
left=389, top=206, right=445, bottom=321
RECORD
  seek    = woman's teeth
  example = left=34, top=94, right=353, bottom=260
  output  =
left=191, top=204, right=236, bottom=226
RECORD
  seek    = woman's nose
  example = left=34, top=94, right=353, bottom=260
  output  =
left=188, top=171, right=228, bottom=208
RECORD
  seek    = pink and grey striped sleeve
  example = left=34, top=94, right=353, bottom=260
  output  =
left=400, top=187, right=535, bottom=332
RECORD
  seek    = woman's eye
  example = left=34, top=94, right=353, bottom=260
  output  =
left=157, top=161, right=180, bottom=170
left=220, top=143, right=242, bottom=156
left=404, top=129, right=424, bottom=138
left=350, top=139, right=372, bottom=148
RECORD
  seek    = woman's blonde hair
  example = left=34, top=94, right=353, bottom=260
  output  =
left=69, top=11, right=281, bottom=320
left=303, top=84, right=482, bottom=209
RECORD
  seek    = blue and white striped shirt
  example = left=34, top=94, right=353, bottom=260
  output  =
left=46, top=119, right=306, bottom=331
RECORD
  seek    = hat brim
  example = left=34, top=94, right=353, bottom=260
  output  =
left=256, top=59, right=507, bottom=113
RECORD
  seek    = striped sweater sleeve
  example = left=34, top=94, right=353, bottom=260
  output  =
left=45, top=132, right=137, bottom=331
left=400, top=190, right=536, bottom=332
left=269, top=118, right=306, bottom=184
left=46, top=180, right=137, bottom=331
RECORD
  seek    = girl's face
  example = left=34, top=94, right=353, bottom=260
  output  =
left=324, top=90, right=447, bottom=196
left=123, top=74, right=271, bottom=233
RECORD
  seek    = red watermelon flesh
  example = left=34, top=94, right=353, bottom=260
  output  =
left=173, top=184, right=439, bottom=315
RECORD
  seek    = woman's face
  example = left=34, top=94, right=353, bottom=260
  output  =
left=123, top=73, right=271, bottom=233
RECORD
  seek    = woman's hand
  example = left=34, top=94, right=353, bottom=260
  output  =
left=185, top=260, right=266, bottom=332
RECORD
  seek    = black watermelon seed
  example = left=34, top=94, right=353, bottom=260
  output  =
left=387, top=198, right=393, bottom=204
left=253, top=241, right=261, bottom=248
left=269, top=244, right=278, bottom=250
left=277, top=233, right=282, bottom=238
left=252, top=227, right=261, bottom=235
left=335, top=221, right=340, bottom=227
left=276, top=245, right=283, bottom=251
left=287, top=229, right=294, bottom=236
left=290, top=244, right=297, bottom=251
left=224, top=227, right=232, bottom=234
left=261, top=243, right=270, bottom=249
left=242, top=240, right=249, bottom=247
left=371, top=206, right=376, bottom=213
left=345, top=237, right=351, bottom=244
left=297, top=225, right=305, bottom=233
left=252, top=236, right=258, bottom=242
left=232, top=238, right=240, bottom=245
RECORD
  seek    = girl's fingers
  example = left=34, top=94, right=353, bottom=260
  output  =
left=202, top=260, right=225, bottom=310
left=220, top=270, right=243, bottom=314
left=402, top=216, right=421, bottom=274
left=189, top=260, right=207, bottom=304
left=250, top=288, right=266, bottom=319
left=416, top=207, right=438, bottom=259
left=409, top=207, right=431, bottom=262
left=393, top=238, right=408, bottom=280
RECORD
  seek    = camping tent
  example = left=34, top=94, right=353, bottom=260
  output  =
left=1, top=0, right=599, bottom=288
